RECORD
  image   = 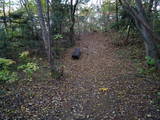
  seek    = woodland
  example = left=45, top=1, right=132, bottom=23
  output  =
left=0, top=0, right=160, bottom=119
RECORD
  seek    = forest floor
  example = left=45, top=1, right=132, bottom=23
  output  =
left=0, top=32, right=160, bottom=120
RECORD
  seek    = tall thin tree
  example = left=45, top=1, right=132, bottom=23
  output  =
left=69, top=0, right=79, bottom=45
left=35, top=0, right=52, bottom=64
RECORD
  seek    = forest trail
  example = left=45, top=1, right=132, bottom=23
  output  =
left=1, top=32, right=160, bottom=120
left=60, top=32, right=136, bottom=119
left=58, top=32, right=159, bottom=120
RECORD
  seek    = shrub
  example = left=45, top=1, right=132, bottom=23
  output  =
left=0, top=70, right=18, bottom=83
left=18, top=62, right=39, bottom=80
left=145, top=56, right=156, bottom=65
left=0, top=58, right=18, bottom=83
left=54, top=34, right=63, bottom=40
left=138, top=56, right=157, bottom=74
left=19, top=51, right=30, bottom=62
left=0, top=58, right=16, bottom=69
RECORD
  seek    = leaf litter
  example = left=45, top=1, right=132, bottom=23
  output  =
left=0, top=32, right=160, bottom=120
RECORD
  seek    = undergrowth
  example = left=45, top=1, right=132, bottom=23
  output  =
left=111, top=31, right=160, bottom=109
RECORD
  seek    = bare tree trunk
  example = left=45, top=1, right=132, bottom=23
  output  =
left=125, top=24, right=131, bottom=43
left=69, top=0, right=79, bottom=46
left=35, top=0, right=52, bottom=64
left=46, top=0, right=51, bottom=35
left=2, top=0, right=8, bottom=33
left=9, top=0, right=11, bottom=27
left=116, top=0, right=119, bottom=30
left=1, top=0, right=8, bottom=48
left=134, top=0, right=160, bottom=69
left=46, top=0, right=52, bottom=47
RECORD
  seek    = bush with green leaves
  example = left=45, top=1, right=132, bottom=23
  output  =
left=145, top=56, right=156, bottom=66
left=18, top=62, right=39, bottom=80
left=53, top=34, right=63, bottom=40
left=138, top=67, right=156, bottom=74
left=18, top=51, right=40, bottom=80
left=53, top=34, right=65, bottom=58
left=138, top=56, right=158, bottom=74
left=19, top=51, right=30, bottom=62
left=0, top=58, right=18, bottom=83
left=0, top=58, right=16, bottom=69
left=145, top=56, right=157, bottom=72
left=0, top=70, right=18, bottom=83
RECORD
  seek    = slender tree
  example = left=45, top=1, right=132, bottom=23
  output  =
left=69, top=0, right=79, bottom=45
left=1, top=0, right=8, bottom=32
left=115, top=0, right=119, bottom=30
left=35, top=0, right=52, bottom=64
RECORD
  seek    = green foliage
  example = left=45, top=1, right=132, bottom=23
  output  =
left=145, top=56, right=156, bottom=65
left=137, top=56, right=157, bottom=74
left=19, top=51, right=30, bottom=60
left=0, top=3, right=40, bottom=58
left=18, top=62, right=39, bottom=80
left=0, top=70, right=18, bottom=83
left=79, top=7, right=91, bottom=16
left=154, top=19, right=160, bottom=34
left=53, top=34, right=65, bottom=58
left=108, top=21, right=125, bottom=30
left=51, top=2, right=70, bottom=33
left=0, top=58, right=16, bottom=75
left=9, top=9, right=25, bottom=19
left=156, top=91, right=160, bottom=108
left=54, top=34, right=63, bottom=40
left=0, top=58, right=16, bottom=67
left=18, top=50, right=40, bottom=80
left=0, top=58, right=18, bottom=83
left=138, top=67, right=156, bottom=74
left=101, top=0, right=116, bottom=13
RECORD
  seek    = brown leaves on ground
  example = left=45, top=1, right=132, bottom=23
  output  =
left=0, top=32, right=160, bottom=120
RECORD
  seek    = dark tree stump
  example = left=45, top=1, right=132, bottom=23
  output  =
left=72, top=48, right=81, bottom=59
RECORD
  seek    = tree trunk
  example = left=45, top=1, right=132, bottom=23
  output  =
left=69, top=0, right=78, bottom=46
left=70, top=17, right=75, bottom=45
left=125, top=24, right=131, bottom=43
left=140, top=24, right=158, bottom=58
left=2, top=0, right=8, bottom=33
left=119, top=0, right=160, bottom=69
left=36, top=0, right=52, bottom=63
left=116, top=0, right=119, bottom=30
left=135, top=0, right=160, bottom=69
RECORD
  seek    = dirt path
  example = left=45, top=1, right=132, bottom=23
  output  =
left=58, top=32, right=159, bottom=120
left=61, top=32, right=136, bottom=119
left=0, top=32, right=160, bottom=120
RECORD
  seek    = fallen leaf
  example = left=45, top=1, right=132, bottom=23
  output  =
left=99, top=88, right=109, bottom=92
